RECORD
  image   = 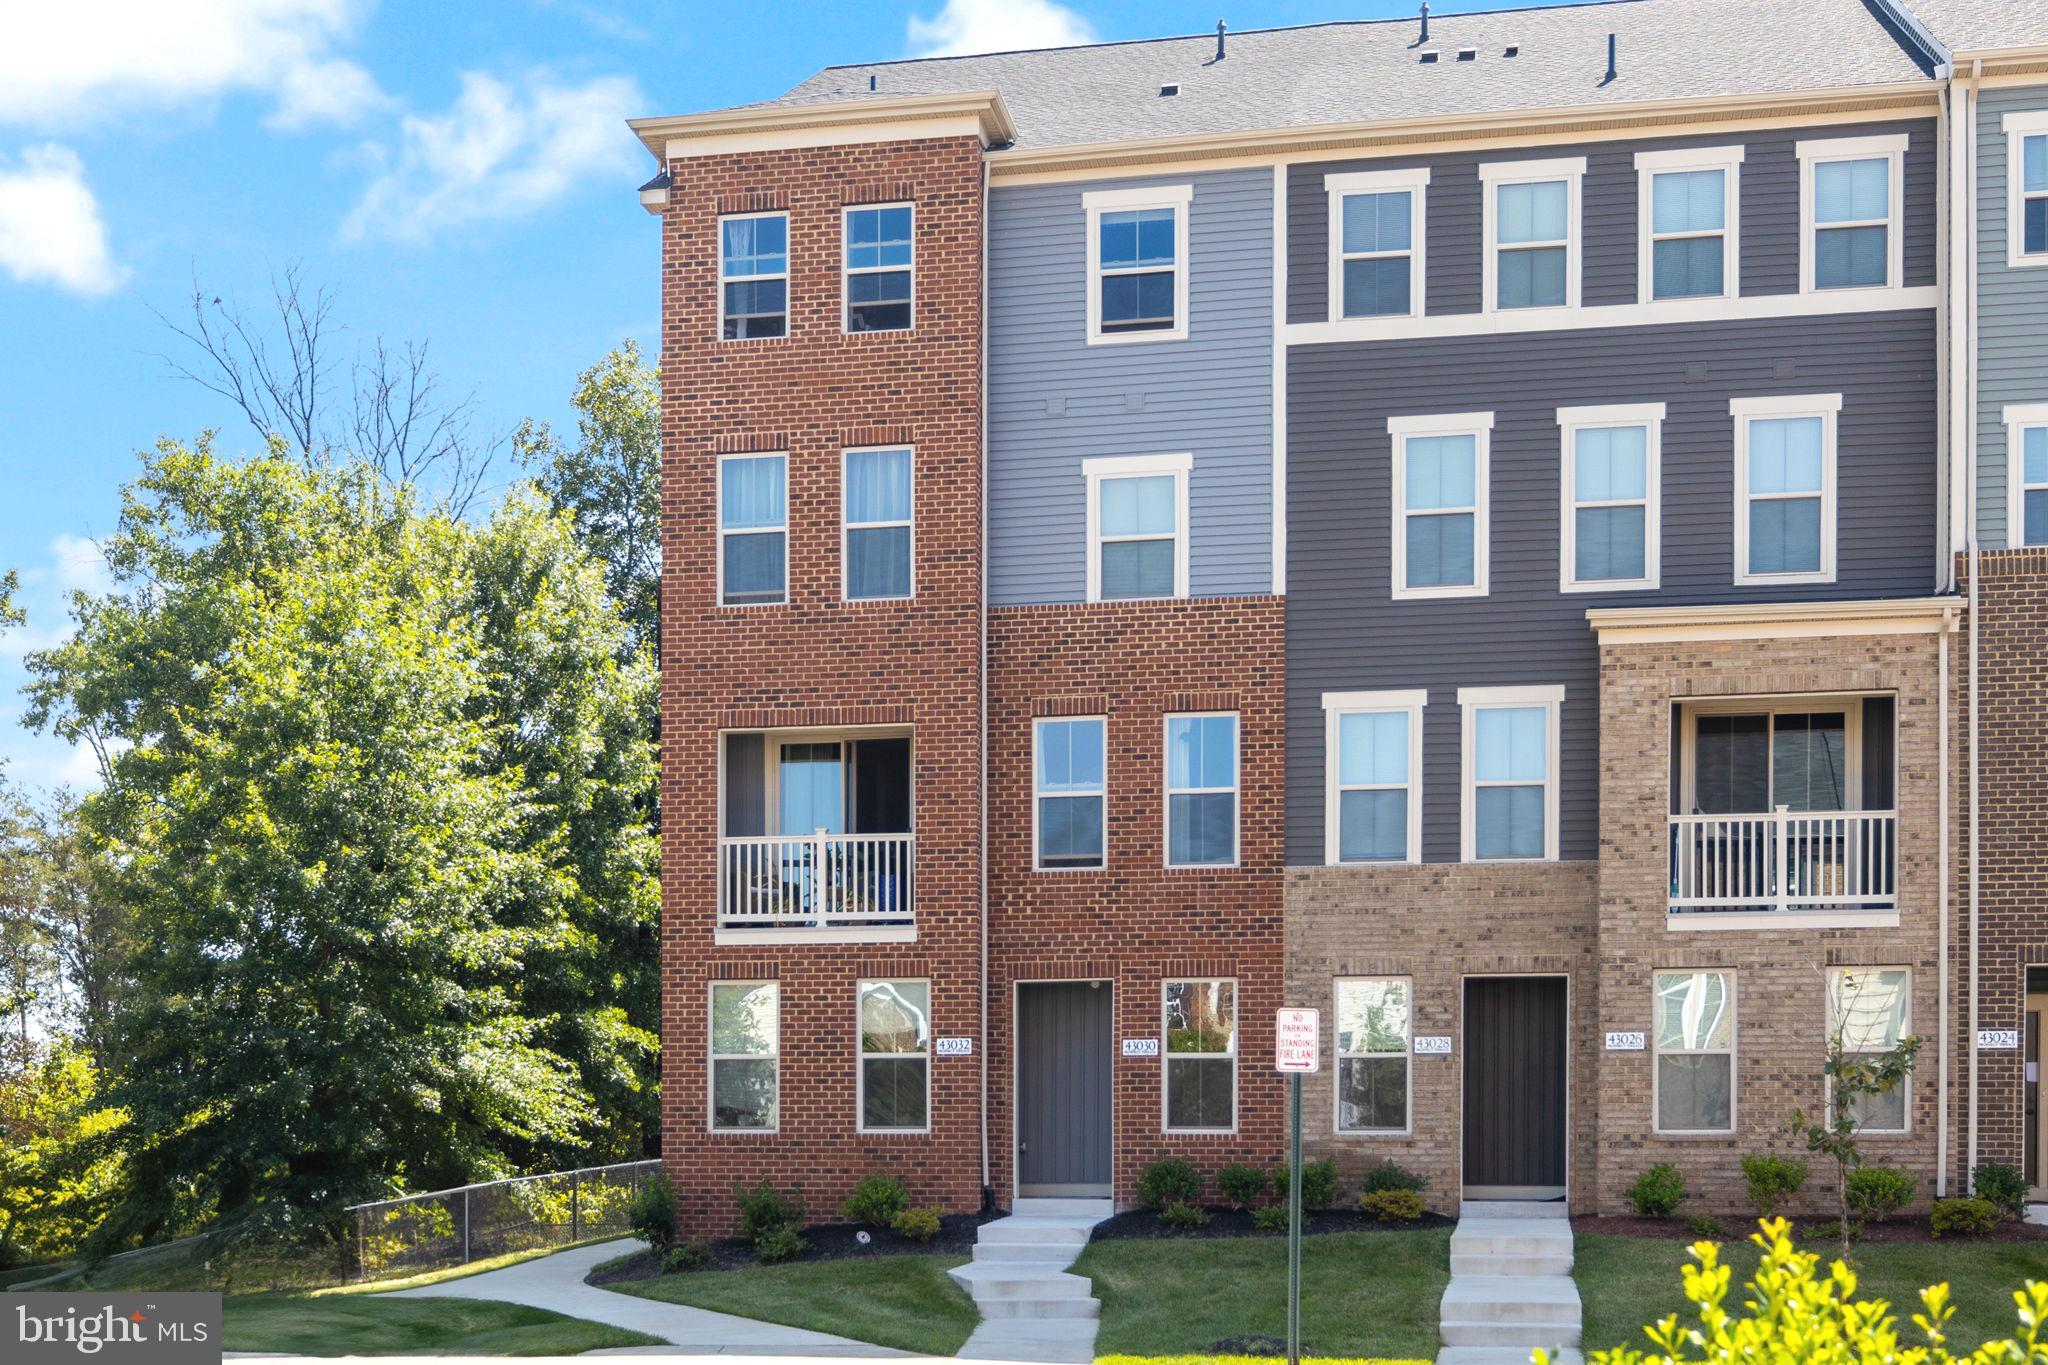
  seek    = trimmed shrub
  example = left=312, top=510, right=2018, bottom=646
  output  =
left=1251, top=1203, right=1290, bottom=1232
left=627, top=1174, right=680, bottom=1254
left=1358, top=1161, right=1428, bottom=1196
left=890, top=1207, right=940, bottom=1243
left=1740, top=1153, right=1809, bottom=1217
left=1359, top=1189, right=1425, bottom=1222
left=1159, top=1199, right=1211, bottom=1231
left=1974, top=1162, right=2028, bottom=1219
left=1845, top=1165, right=1915, bottom=1223
left=1930, top=1197, right=1998, bottom=1239
left=1626, top=1163, right=1688, bottom=1219
left=1272, top=1157, right=1339, bottom=1210
left=1687, top=1214, right=1726, bottom=1238
left=840, top=1173, right=909, bottom=1228
left=1136, top=1159, right=1202, bottom=1211
left=753, top=1223, right=807, bottom=1263
left=1804, top=1220, right=1862, bottom=1245
left=734, top=1179, right=804, bottom=1256
left=660, top=1241, right=712, bottom=1274
left=1217, top=1163, right=1269, bottom=1211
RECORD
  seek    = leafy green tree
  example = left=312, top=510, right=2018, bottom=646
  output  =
left=0, top=1038, right=130, bottom=1267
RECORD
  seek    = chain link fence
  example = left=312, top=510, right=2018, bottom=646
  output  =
left=345, top=1160, right=660, bottom=1283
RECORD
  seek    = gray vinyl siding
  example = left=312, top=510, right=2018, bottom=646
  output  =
left=989, top=168, right=1274, bottom=605
left=1976, top=85, right=2048, bottom=548
left=1287, top=120, right=1938, bottom=323
left=1285, top=312, right=1938, bottom=865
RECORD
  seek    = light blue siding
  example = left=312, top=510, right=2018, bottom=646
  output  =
left=1977, top=84, right=2048, bottom=548
left=989, top=169, right=1275, bottom=605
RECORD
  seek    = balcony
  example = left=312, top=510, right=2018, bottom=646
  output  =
left=720, top=830, right=915, bottom=931
left=1669, top=808, right=1897, bottom=914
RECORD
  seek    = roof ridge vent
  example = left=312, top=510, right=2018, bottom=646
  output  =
left=1160, top=82, right=1180, bottom=96
left=1418, top=48, right=1440, bottom=63
left=1457, top=46, right=1478, bottom=60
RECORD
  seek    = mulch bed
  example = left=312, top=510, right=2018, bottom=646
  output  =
left=1088, top=1205, right=1454, bottom=1242
left=1573, top=1214, right=2048, bottom=1244
left=586, top=1211, right=993, bottom=1284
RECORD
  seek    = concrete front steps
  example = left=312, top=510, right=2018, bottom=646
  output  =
left=1439, top=1200, right=1583, bottom=1365
left=952, top=1197, right=1112, bottom=1363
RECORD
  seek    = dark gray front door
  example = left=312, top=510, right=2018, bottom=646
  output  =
left=1017, top=982, right=1112, bottom=1197
left=1463, top=976, right=1569, bottom=1198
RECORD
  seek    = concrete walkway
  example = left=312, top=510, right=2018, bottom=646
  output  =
left=949, top=1198, right=1112, bottom=1364
left=1439, top=1200, right=1583, bottom=1365
left=386, top=1238, right=905, bottom=1356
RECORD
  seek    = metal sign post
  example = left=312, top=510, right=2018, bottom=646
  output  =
left=1274, top=1008, right=1320, bottom=1365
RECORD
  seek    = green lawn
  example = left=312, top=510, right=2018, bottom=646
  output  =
left=221, top=1294, right=660, bottom=1356
left=1577, top=1232, right=2048, bottom=1354
left=608, top=1252, right=980, bottom=1356
left=1073, top=1228, right=1451, bottom=1361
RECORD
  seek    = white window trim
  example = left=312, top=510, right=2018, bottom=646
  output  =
left=1730, top=393, right=1842, bottom=587
left=841, top=445, right=915, bottom=602
left=1163, top=711, right=1240, bottom=869
left=1322, top=689, right=1426, bottom=865
left=1651, top=970, right=1737, bottom=1136
left=1324, top=167, right=1430, bottom=322
left=2003, top=111, right=2048, bottom=270
left=707, top=979, right=779, bottom=1134
left=1676, top=695, right=1870, bottom=815
left=1084, top=183, right=1193, bottom=346
left=1162, top=977, right=1238, bottom=1135
left=717, top=209, right=789, bottom=342
left=1389, top=412, right=1492, bottom=600
left=1457, top=684, right=1563, bottom=864
left=1334, top=976, right=1414, bottom=1136
left=1082, top=451, right=1191, bottom=602
left=841, top=202, right=915, bottom=334
left=1796, top=133, right=1907, bottom=294
left=1033, top=715, right=1106, bottom=873
left=1634, top=146, right=1744, bottom=304
left=856, top=978, right=932, bottom=1135
left=2005, top=402, right=2048, bottom=548
left=717, top=452, right=788, bottom=608
left=1479, top=156, right=1587, bottom=314
left=1826, top=966, right=1913, bottom=1136
left=1558, top=402, right=1665, bottom=593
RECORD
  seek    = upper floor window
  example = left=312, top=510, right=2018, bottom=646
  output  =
left=1827, top=967, right=1911, bottom=1133
left=843, top=203, right=913, bottom=332
left=1480, top=157, right=1585, bottom=312
left=1083, top=452, right=1190, bottom=601
left=1335, top=977, right=1411, bottom=1134
left=1165, top=712, right=1238, bottom=867
left=1325, top=167, right=1429, bottom=320
left=2006, top=404, right=2048, bottom=547
left=1323, top=690, right=1425, bottom=865
left=2007, top=112, right=2048, bottom=267
left=1731, top=394, right=1840, bottom=586
left=709, top=981, right=778, bottom=1131
left=1635, top=146, right=1742, bottom=302
left=843, top=446, right=913, bottom=600
left=1558, top=403, right=1664, bottom=592
left=1035, top=716, right=1105, bottom=870
left=720, top=212, right=788, bottom=340
left=1389, top=412, right=1491, bottom=599
left=1797, top=134, right=1905, bottom=292
left=858, top=979, right=930, bottom=1132
left=1163, top=979, right=1236, bottom=1132
left=1459, top=685, right=1562, bottom=863
left=1084, top=184, right=1192, bottom=344
left=718, top=453, right=787, bottom=606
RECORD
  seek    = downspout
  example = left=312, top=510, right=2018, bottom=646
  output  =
left=978, top=152, right=992, bottom=1204
left=1936, top=57, right=1962, bottom=1198
left=1939, top=602, right=1953, bottom=1195
left=1964, top=57, right=1983, bottom=1189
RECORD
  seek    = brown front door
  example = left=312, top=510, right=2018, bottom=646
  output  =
left=1464, top=976, right=1569, bottom=1199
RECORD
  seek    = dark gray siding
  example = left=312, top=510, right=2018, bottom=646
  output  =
left=1975, top=85, right=2048, bottom=547
left=1286, top=119, right=1938, bottom=324
left=1284, top=312, right=1939, bottom=865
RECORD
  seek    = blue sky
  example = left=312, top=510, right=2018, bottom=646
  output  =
left=0, top=0, right=1576, bottom=793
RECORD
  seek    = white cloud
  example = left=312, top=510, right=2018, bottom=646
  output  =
left=0, top=145, right=126, bottom=296
left=266, top=56, right=389, bottom=131
left=45, top=533, right=115, bottom=598
left=906, top=0, right=1097, bottom=57
left=341, top=69, right=642, bottom=245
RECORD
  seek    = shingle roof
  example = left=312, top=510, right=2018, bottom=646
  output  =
left=753, top=0, right=1933, bottom=154
left=1891, top=0, right=2048, bottom=55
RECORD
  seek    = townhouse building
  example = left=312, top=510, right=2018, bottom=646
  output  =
left=636, top=0, right=2048, bottom=1227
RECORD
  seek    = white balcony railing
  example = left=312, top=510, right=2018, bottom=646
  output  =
left=1669, top=808, right=1897, bottom=913
left=719, top=831, right=915, bottom=930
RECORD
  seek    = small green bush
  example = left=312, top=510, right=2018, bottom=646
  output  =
left=1136, top=1158, right=1202, bottom=1210
left=1159, top=1199, right=1211, bottom=1231
left=753, top=1223, right=807, bottom=1263
left=1687, top=1214, right=1726, bottom=1238
left=1358, top=1189, right=1425, bottom=1222
left=1357, top=1161, right=1427, bottom=1196
left=890, top=1206, right=940, bottom=1243
left=1272, top=1157, right=1339, bottom=1210
left=1930, top=1196, right=1998, bottom=1239
left=1740, top=1153, right=1809, bottom=1217
left=1251, top=1203, right=1290, bottom=1232
left=660, top=1241, right=712, bottom=1273
left=627, top=1174, right=680, bottom=1254
left=1626, top=1163, right=1688, bottom=1219
left=1803, top=1220, right=1862, bottom=1245
left=734, top=1180, right=804, bottom=1245
left=1973, top=1161, right=2028, bottom=1219
left=1216, top=1163, right=1268, bottom=1210
left=840, top=1173, right=909, bottom=1228
left=1845, top=1164, right=1915, bottom=1223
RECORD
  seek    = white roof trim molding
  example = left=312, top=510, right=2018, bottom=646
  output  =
left=629, top=89, right=1015, bottom=162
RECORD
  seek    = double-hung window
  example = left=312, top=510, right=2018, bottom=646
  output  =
left=1731, top=394, right=1840, bottom=585
left=1084, top=453, right=1190, bottom=601
left=1654, top=971, right=1734, bottom=1134
left=1335, top=978, right=1411, bottom=1134
left=1460, top=685, right=1562, bottom=863
left=709, top=981, right=778, bottom=1131
left=843, top=446, right=913, bottom=599
left=1163, top=979, right=1235, bottom=1132
left=1559, top=403, right=1663, bottom=592
left=1636, top=146, right=1742, bottom=301
left=719, top=453, right=787, bottom=606
left=719, top=212, right=788, bottom=339
left=1165, top=713, right=1238, bottom=867
left=1323, top=690, right=1424, bottom=864
left=1389, top=413, right=1490, bottom=599
left=1084, top=184, right=1192, bottom=343
left=1035, top=717, right=1105, bottom=870
left=1827, top=967, right=1911, bottom=1133
left=1325, top=168, right=1429, bottom=320
left=858, top=979, right=930, bottom=1132
left=1798, top=134, right=1906, bottom=292
left=2005, top=404, right=2048, bottom=547
left=1481, top=157, right=1584, bottom=311
left=843, top=203, right=913, bottom=332
left=2009, top=113, right=2048, bottom=266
